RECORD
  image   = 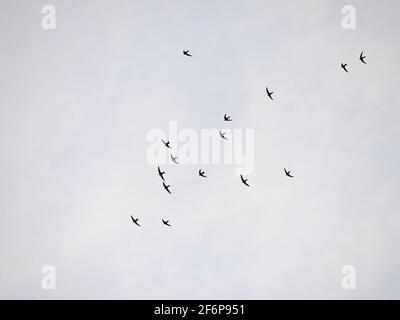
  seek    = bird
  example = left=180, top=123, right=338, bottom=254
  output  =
left=158, top=166, right=165, bottom=181
left=240, top=174, right=250, bottom=187
left=341, top=63, right=349, bottom=73
left=224, top=114, right=232, bottom=121
left=170, top=154, right=178, bottom=164
left=162, top=181, right=171, bottom=194
left=359, top=51, right=367, bottom=64
left=183, top=50, right=192, bottom=57
left=284, top=168, right=294, bottom=178
left=162, top=219, right=171, bottom=227
left=219, top=131, right=227, bottom=140
left=199, top=169, right=207, bottom=178
left=130, top=215, right=140, bottom=227
left=266, top=87, right=274, bottom=100
left=161, top=139, right=171, bottom=149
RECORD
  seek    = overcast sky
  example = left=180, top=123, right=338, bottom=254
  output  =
left=1, top=0, right=400, bottom=299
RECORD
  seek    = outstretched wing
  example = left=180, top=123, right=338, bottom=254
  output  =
left=163, top=183, right=171, bottom=194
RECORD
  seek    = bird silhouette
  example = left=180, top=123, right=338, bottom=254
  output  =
left=170, top=154, right=178, bottom=164
left=162, top=181, right=171, bottom=194
left=359, top=51, right=367, bottom=64
left=162, top=219, right=171, bottom=226
left=266, top=87, right=274, bottom=100
left=341, top=63, right=349, bottom=73
left=284, top=168, right=294, bottom=178
left=219, top=131, right=227, bottom=140
left=130, top=215, right=141, bottom=227
left=199, top=169, right=207, bottom=178
left=161, top=139, right=171, bottom=149
left=158, top=166, right=166, bottom=181
left=224, top=114, right=232, bottom=121
left=240, top=174, right=250, bottom=187
left=183, top=50, right=192, bottom=57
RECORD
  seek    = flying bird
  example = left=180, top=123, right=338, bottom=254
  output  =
left=162, top=182, right=171, bottom=194
left=161, top=139, right=171, bottom=149
left=183, top=50, right=192, bottom=57
left=224, top=114, right=232, bottom=121
left=359, top=51, right=367, bottom=64
left=219, top=131, right=227, bottom=140
left=158, top=166, right=165, bottom=181
left=170, top=154, right=178, bottom=164
left=199, top=169, right=207, bottom=178
left=266, top=87, right=274, bottom=100
left=130, top=215, right=140, bottom=227
left=240, top=174, right=250, bottom=187
left=162, top=219, right=171, bottom=227
left=341, top=63, right=349, bottom=73
left=284, top=168, right=294, bottom=178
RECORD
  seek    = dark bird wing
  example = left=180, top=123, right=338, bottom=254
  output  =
left=285, top=168, right=294, bottom=177
left=163, top=182, right=171, bottom=194
left=360, top=52, right=367, bottom=64
left=266, top=88, right=274, bottom=100
left=158, top=166, right=165, bottom=180
left=170, top=155, right=178, bottom=164
left=131, top=215, right=140, bottom=226
left=161, top=139, right=170, bottom=148
left=240, top=174, right=250, bottom=186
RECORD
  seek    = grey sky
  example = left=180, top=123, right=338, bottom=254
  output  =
left=0, top=0, right=400, bottom=299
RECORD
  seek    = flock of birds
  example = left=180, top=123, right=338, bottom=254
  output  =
left=341, top=51, right=367, bottom=72
left=130, top=49, right=368, bottom=228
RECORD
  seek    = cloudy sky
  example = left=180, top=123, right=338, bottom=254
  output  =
left=1, top=0, right=400, bottom=299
